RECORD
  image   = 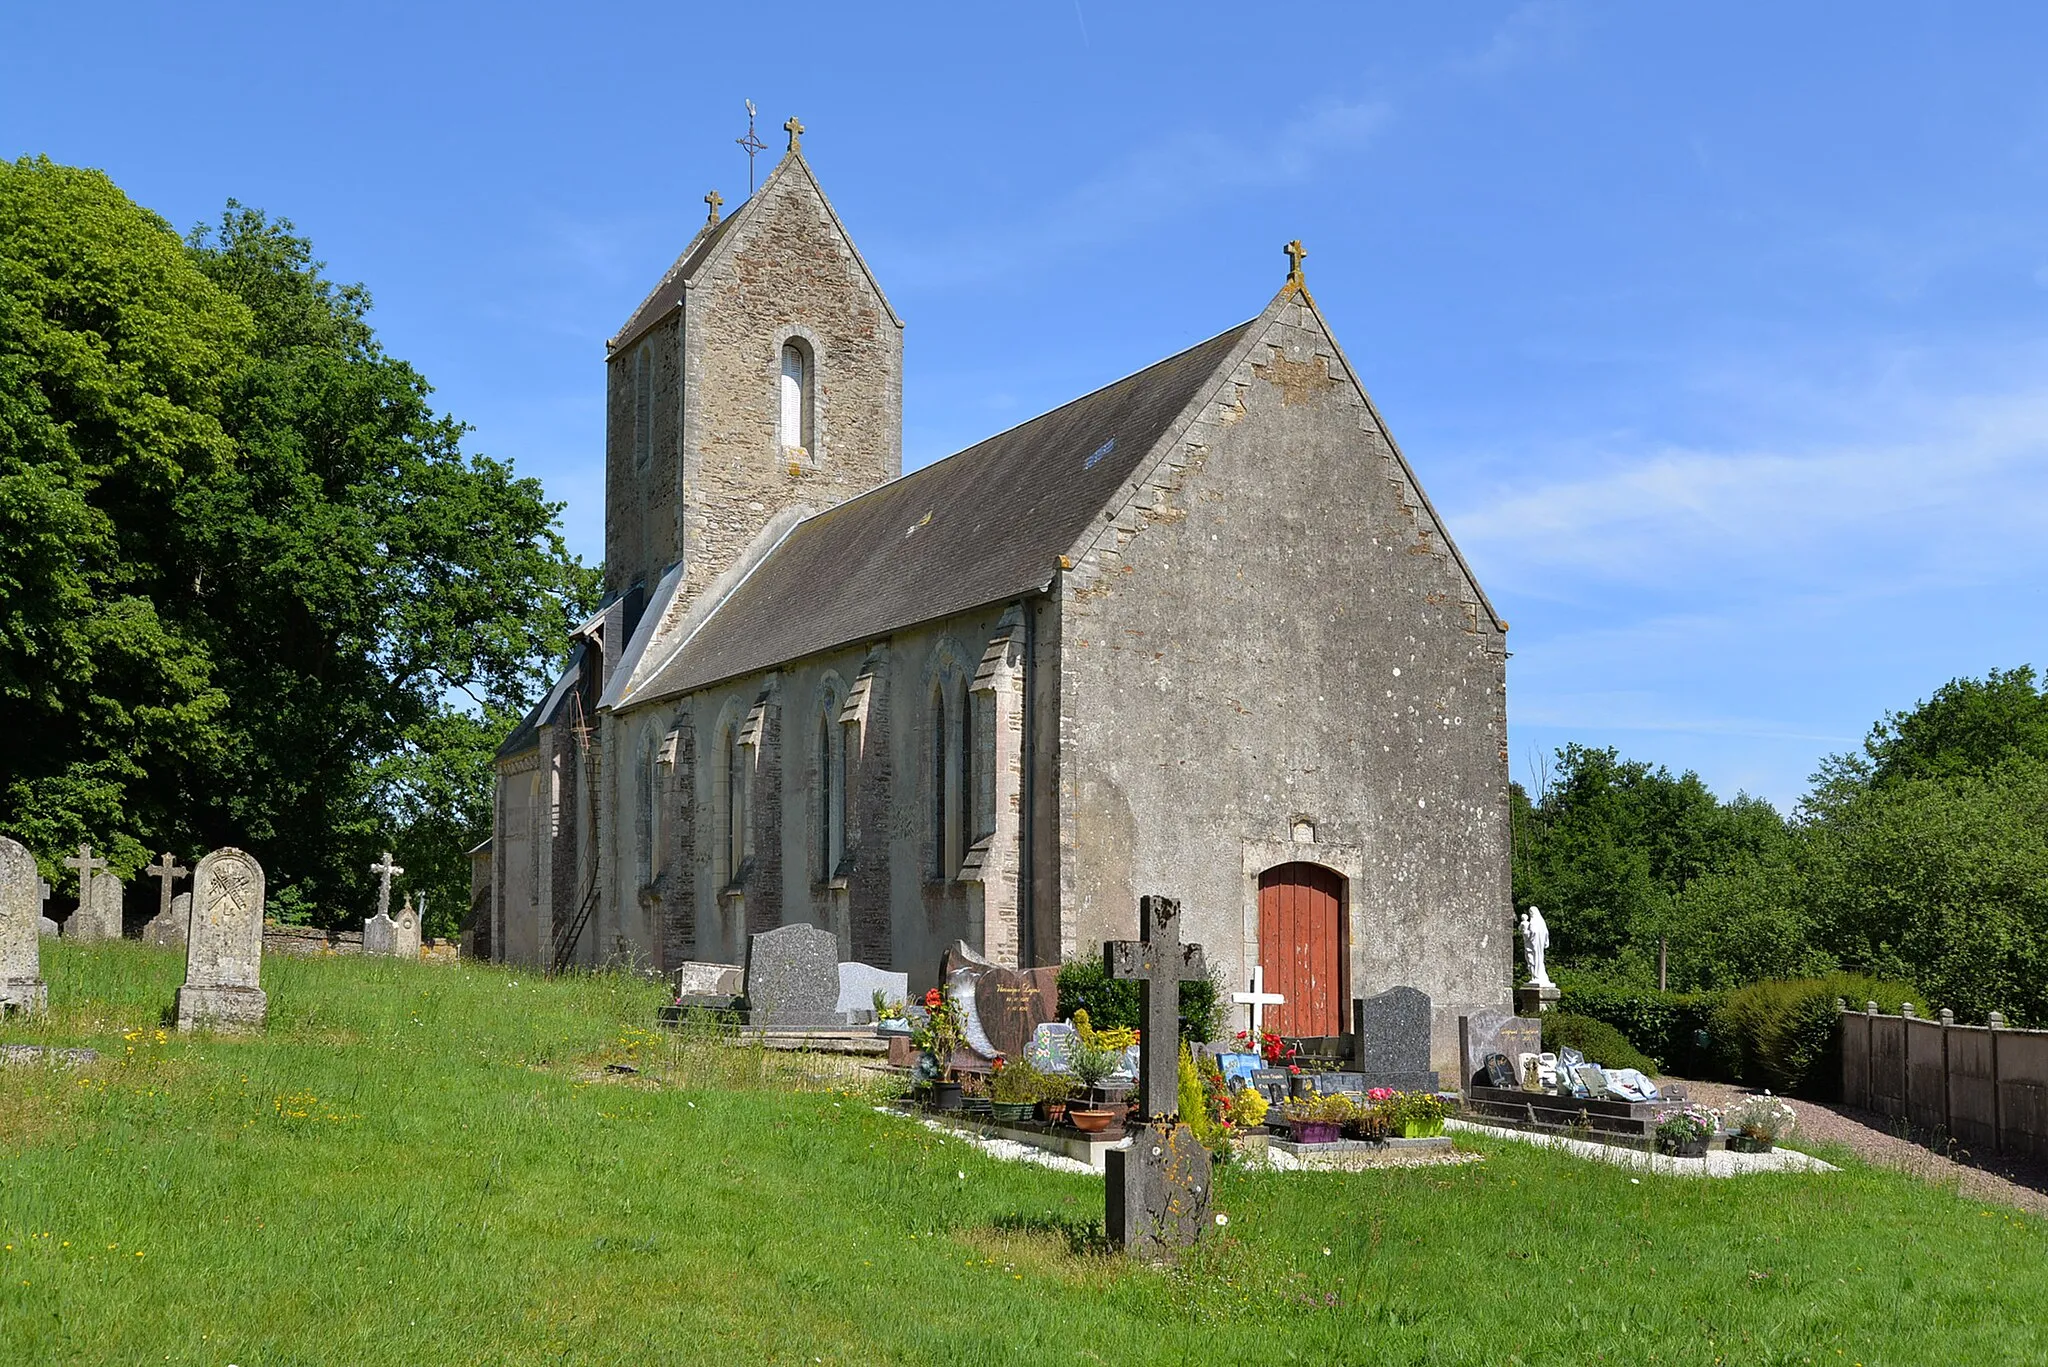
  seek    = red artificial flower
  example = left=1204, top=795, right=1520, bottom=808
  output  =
left=992, top=1055, right=1006, bottom=1071
left=924, top=988, right=943, bottom=1009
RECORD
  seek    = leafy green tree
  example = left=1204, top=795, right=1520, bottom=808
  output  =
left=0, top=157, right=597, bottom=935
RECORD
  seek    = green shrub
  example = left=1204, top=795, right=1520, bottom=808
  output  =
left=1540, top=1014, right=1659, bottom=1076
left=1714, top=974, right=1919, bottom=1099
left=1557, top=978, right=1732, bottom=1078
left=1056, top=958, right=1225, bottom=1043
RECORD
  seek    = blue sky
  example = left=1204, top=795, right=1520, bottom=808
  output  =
left=7, top=3, right=2046, bottom=810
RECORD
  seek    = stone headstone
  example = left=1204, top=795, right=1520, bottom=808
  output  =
left=1353, top=986, right=1440, bottom=1092
left=143, top=892, right=191, bottom=950
left=1026, top=1021, right=1078, bottom=1074
left=38, top=917, right=60, bottom=939
left=1106, top=1122, right=1213, bottom=1258
left=671, top=961, right=743, bottom=997
left=0, top=837, right=48, bottom=1015
left=394, top=894, right=423, bottom=959
left=363, top=911, right=398, bottom=956
left=67, top=870, right=124, bottom=942
left=973, top=964, right=1061, bottom=1061
left=742, top=923, right=841, bottom=1029
left=175, top=847, right=268, bottom=1030
left=835, top=961, right=908, bottom=1025
left=1247, top=1067, right=1292, bottom=1112
left=1459, top=1009, right=1542, bottom=1092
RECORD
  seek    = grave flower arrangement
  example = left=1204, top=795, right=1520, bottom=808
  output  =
left=911, top=987, right=969, bottom=1083
left=1726, top=1092, right=1796, bottom=1153
left=1232, top=1028, right=1299, bottom=1067
left=989, top=1059, right=1051, bottom=1122
left=1279, top=1087, right=1355, bottom=1143
left=1654, top=1107, right=1715, bottom=1157
left=1381, top=1090, right=1449, bottom=1139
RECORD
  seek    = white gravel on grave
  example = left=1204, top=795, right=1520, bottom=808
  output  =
left=1445, top=1118, right=1837, bottom=1177
left=877, top=1107, right=1112, bottom=1176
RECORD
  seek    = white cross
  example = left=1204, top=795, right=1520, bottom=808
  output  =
left=1232, top=964, right=1285, bottom=1036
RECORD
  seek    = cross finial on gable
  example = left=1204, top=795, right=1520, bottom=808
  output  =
left=784, top=116, right=804, bottom=152
left=704, top=189, right=723, bottom=224
left=1284, top=239, right=1308, bottom=290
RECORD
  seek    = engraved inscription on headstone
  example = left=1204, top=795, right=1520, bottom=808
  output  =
left=0, top=836, right=49, bottom=1014
left=175, top=847, right=268, bottom=1030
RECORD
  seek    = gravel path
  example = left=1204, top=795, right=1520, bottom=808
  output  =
left=1673, top=1078, right=2048, bottom=1217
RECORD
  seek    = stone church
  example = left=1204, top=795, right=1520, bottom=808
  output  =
left=484, top=121, right=1512, bottom=1064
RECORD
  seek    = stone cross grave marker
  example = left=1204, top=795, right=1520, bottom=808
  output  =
left=143, top=852, right=188, bottom=946
left=146, top=893, right=191, bottom=950
left=1104, top=894, right=1214, bottom=1258
left=1106, top=894, right=1209, bottom=1121
left=1232, top=963, right=1284, bottom=1037
left=175, top=847, right=268, bottom=1030
left=77, top=869, right=125, bottom=942
left=1353, top=985, right=1441, bottom=1092
left=1, top=836, right=48, bottom=1014
left=370, top=851, right=404, bottom=920
left=62, top=844, right=116, bottom=941
left=742, top=923, right=841, bottom=1029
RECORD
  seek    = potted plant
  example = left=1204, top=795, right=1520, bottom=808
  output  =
left=1280, top=1088, right=1354, bottom=1144
left=1036, top=1072, right=1074, bottom=1126
left=1071, top=1010, right=1138, bottom=1107
left=1385, top=1090, right=1448, bottom=1139
left=1726, top=1092, right=1796, bottom=1154
left=1653, top=1107, right=1714, bottom=1158
left=989, top=1059, right=1044, bottom=1123
left=1065, top=1022, right=1125, bottom=1132
left=911, top=986, right=968, bottom=1109
left=874, top=990, right=911, bottom=1036
left=958, top=1071, right=993, bottom=1117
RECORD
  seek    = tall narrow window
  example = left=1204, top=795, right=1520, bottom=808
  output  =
left=817, top=700, right=845, bottom=878
left=930, top=685, right=948, bottom=879
left=838, top=718, right=856, bottom=870
left=779, top=341, right=812, bottom=455
left=958, top=681, right=975, bottom=857
left=633, top=344, right=653, bottom=471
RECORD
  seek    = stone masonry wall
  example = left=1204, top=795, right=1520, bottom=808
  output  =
left=1056, top=299, right=1513, bottom=1069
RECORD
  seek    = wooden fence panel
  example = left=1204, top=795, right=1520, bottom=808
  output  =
left=1945, top=1026, right=1998, bottom=1154
left=1905, top=1017, right=1947, bottom=1134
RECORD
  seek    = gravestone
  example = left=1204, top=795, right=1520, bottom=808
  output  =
left=394, top=894, right=423, bottom=960
left=363, top=909, right=398, bottom=955
left=175, top=848, right=268, bottom=1029
left=1026, top=1021, right=1078, bottom=1074
left=144, top=893, right=191, bottom=950
left=1248, top=1067, right=1293, bottom=1112
left=0, top=836, right=48, bottom=1014
left=742, top=923, right=841, bottom=1028
left=835, top=961, right=908, bottom=1025
left=61, top=844, right=109, bottom=941
left=37, top=876, right=58, bottom=938
left=1103, top=894, right=1213, bottom=1256
left=1459, top=1009, right=1543, bottom=1092
left=68, top=870, right=125, bottom=942
left=1105, top=1122, right=1214, bottom=1260
left=973, top=964, right=1060, bottom=1061
left=672, top=961, right=741, bottom=995
left=144, top=852, right=188, bottom=943
left=1353, top=986, right=1440, bottom=1092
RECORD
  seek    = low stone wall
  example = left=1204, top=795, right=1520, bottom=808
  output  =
left=261, top=923, right=460, bottom=963
left=1841, top=1006, right=2048, bottom=1160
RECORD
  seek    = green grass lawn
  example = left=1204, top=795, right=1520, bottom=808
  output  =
left=2, top=944, right=2043, bottom=1365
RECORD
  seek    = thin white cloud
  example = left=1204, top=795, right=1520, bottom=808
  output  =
left=1453, top=0, right=1583, bottom=78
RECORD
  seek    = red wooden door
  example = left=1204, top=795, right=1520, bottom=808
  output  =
left=1258, top=863, right=1346, bottom=1037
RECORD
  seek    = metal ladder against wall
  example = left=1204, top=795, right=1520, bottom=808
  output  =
left=548, top=687, right=603, bottom=975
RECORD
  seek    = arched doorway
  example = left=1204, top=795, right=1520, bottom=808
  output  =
left=1257, top=862, right=1347, bottom=1037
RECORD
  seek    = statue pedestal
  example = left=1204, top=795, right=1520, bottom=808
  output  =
left=1516, top=984, right=1561, bottom=1016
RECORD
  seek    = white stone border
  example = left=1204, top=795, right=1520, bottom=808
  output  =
left=1445, top=1118, right=1836, bottom=1177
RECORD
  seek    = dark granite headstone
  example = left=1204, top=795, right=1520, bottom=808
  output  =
left=1353, top=986, right=1440, bottom=1092
left=742, top=924, right=841, bottom=1029
left=1105, top=1122, right=1213, bottom=1258
left=1459, top=1009, right=1542, bottom=1092
left=1248, top=1068, right=1292, bottom=1112
left=974, top=964, right=1060, bottom=1061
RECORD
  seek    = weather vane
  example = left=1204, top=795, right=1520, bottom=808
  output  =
left=736, top=100, right=768, bottom=195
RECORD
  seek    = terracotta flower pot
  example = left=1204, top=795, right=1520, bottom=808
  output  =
left=1038, top=1100, right=1068, bottom=1125
left=1068, top=1107, right=1115, bottom=1134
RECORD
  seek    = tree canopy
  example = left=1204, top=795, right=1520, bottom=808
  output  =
left=0, top=156, right=597, bottom=934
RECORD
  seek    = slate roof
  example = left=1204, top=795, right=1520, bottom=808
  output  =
left=495, top=642, right=587, bottom=759
left=629, top=318, right=1257, bottom=704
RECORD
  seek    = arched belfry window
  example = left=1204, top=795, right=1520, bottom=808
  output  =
left=633, top=343, right=653, bottom=471
left=780, top=340, right=814, bottom=457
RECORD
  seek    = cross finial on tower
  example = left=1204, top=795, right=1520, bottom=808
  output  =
left=1284, top=239, right=1308, bottom=289
left=784, top=115, right=804, bottom=153
left=737, top=99, right=769, bottom=194
left=704, top=188, right=723, bottom=224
